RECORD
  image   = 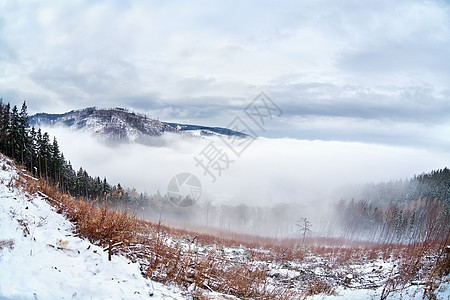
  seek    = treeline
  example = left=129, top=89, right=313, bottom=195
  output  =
left=335, top=170, right=450, bottom=242
left=135, top=194, right=305, bottom=238
left=335, top=197, right=449, bottom=243
left=339, top=169, right=450, bottom=205
left=109, top=169, right=450, bottom=240
left=0, top=100, right=125, bottom=200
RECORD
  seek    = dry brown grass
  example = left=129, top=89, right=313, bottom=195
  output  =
left=380, top=237, right=450, bottom=299
left=0, top=239, right=14, bottom=250
left=16, top=170, right=298, bottom=299
left=138, top=218, right=298, bottom=299
left=21, top=176, right=140, bottom=261
left=303, top=278, right=337, bottom=297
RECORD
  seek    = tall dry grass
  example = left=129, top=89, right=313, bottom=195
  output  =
left=17, top=170, right=299, bottom=299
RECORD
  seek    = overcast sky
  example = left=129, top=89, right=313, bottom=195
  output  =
left=1, top=0, right=450, bottom=149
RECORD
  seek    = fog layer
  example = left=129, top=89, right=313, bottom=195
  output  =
left=43, top=126, right=448, bottom=208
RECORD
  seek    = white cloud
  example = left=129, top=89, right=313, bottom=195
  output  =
left=42, top=126, right=449, bottom=208
left=0, top=0, right=449, bottom=152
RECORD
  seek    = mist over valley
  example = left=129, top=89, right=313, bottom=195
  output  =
left=36, top=108, right=449, bottom=239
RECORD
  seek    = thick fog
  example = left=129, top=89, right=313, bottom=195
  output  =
left=43, top=126, right=447, bottom=209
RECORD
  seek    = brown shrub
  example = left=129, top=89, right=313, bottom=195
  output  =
left=0, top=239, right=14, bottom=250
left=303, top=278, right=336, bottom=297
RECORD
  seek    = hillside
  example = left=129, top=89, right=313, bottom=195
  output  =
left=0, top=154, right=184, bottom=299
left=29, top=107, right=248, bottom=143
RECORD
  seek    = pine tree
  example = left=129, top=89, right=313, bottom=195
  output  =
left=18, top=101, right=30, bottom=164
left=0, top=103, right=11, bottom=155
left=61, top=159, right=77, bottom=195
left=102, top=177, right=111, bottom=196
left=51, top=137, right=63, bottom=184
left=0, top=100, right=4, bottom=153
left=29, top=127, right=38, bottom=175
left=36, top=130, right=51, bottom=178
left=9, top=105, right=21, bottom=160
left=76, top=167, right=86, bottom=197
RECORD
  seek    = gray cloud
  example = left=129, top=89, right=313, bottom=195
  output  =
left=269, top=83, right=450, bottom=123
left=0, top=0, right=449, bottom=152
left=338, top=40, right=450, bottom=78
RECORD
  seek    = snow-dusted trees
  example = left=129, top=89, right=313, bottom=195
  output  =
left=0, top=100, right=118, bottom=201
left=0, top=101, right=31, bottom=166
left=336, top=197, right=450, bottom=243
left=0, top=101, right=10, bottom=155
left=334, top=170, right=450, bottom=242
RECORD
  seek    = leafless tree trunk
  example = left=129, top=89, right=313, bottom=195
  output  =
left=297, top=217, right=312, bottom=247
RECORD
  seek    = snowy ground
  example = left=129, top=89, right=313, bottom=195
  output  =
left=0, top=156, right=186, bottom=300
left=160, top=232, right=450, bottom=299
left=309, top=282, right=450, bottom=299
left=1, top=154, right=449, bottom=299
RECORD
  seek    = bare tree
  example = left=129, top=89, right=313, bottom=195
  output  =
left=297, top=217, right=312, bottom=247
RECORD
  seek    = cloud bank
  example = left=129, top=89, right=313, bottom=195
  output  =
left=43, top=126, right=449, bottom=209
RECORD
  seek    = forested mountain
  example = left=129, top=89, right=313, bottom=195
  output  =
left=338, top=170, right=450, bottom=205
left=30, top=107, right=248, bottom=144
left=334, top=170, right=450, bottom=243
left=0, top=100, right=121, bottom=200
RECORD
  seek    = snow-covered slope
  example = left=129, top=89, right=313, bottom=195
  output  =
left=30, top=107, right=176, bottom=143
left=0, top=155, right=185, bottom=300
left=29, top=107, right=248, bottom=143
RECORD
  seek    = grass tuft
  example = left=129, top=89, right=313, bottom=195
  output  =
left=0, top=239, right=14, bottom=250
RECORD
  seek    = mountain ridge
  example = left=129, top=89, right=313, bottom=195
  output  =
left=29, top=107, right=248, bottom=143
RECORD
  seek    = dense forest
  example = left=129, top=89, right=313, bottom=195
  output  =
left=0, top=100, right=125, bottom=200
left=334, top=169, right=450, bottom=243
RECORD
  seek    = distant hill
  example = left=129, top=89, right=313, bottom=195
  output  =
left=29, top=107, right=248, bottom=143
